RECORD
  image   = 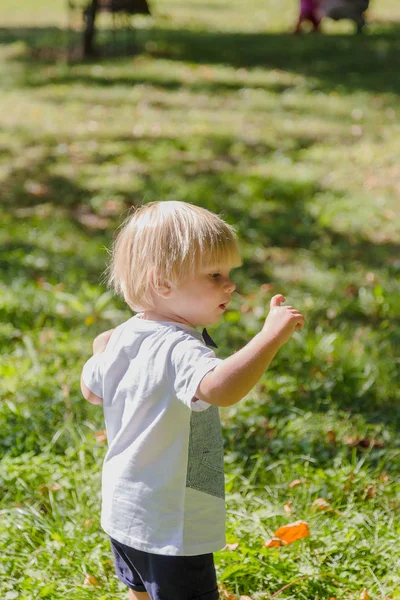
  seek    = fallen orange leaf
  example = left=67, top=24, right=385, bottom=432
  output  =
left=327, top=430, right=336, bottom=444
left=266, top=538, right=283, bottom=549
left=83, top=573, right=100, bottom=587
left=265, top=520, right=310, bottom=548
left=360, top=590, right=370, bottom=600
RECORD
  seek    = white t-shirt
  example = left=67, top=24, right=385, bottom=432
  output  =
left=82, top=315, right=226, bottom=556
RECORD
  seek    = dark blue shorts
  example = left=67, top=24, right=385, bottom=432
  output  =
left=110, top=537, right=219, bottom=600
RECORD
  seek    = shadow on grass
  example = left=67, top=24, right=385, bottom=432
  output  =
left=0, top=147, right=115, bottom=296
left=2, top=132, right=398, bottom=284
left=1, top=21, right=400, bottom=95
left=1, top=122, right=398, bottom=458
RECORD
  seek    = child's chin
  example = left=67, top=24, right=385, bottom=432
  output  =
left=208, top=314, right=222, bottom=325
left=196, top=311, right=222, bottom=327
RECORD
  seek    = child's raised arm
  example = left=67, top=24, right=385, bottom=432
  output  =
left=80, top=328, right=115, bottom=405
left=196, top=295, right=304, bottom=407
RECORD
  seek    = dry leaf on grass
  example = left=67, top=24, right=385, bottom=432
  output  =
left=39, top=483, right=61, bottom=495
left=83, top=573, right=100, bottom=587
left=327, top=430, right=336, bottom=444
left=360, top=589, right=371, bottom=600
left=311, top=497, right=332, bottom=511
left=344, top=284, right=358, bottom=298
left=379, top=472, right=389, bottom=484
left=344, top=436, right=384, bottom=448
left=289, top=479, right=302, bottom=488
left=25, top=181, right=49, bottom=196
left=218, top=583, right=237, bottom=599
left=95, top=430, right=107, bottom=444
left=283, top=502, right=293, bottom=515
left=83, top=519, right=94, bottom=528
left=366, top=486, right=376, bottom=499
left=223, top=542, right=239, bottom=551
left=265, top=520, right=310, bottom=548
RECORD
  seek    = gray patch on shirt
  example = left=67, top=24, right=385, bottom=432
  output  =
left=186, top=406, right=225, bottom=499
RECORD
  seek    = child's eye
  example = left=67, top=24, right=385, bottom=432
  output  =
left=210, top=273, right=221, bottom=279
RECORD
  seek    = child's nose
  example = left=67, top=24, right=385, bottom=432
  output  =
left=224, top=278, right=236, bottom=293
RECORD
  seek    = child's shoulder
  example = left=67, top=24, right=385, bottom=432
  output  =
left=111, top=316, right=204, bottom=351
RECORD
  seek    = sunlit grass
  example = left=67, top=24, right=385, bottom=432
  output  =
left=1, top=0, right=400, bottom=598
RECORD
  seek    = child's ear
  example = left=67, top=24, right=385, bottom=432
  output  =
left=156, top=280, right=172, bottom=298
left=150, top=270, right=172, bottom=298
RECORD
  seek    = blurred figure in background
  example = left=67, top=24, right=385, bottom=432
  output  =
left=294, top=0, right=322, bottom=33
left=320, top=0, right=370, bottom=34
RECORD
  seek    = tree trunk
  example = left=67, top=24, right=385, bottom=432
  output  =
left=83, top=0, right=98, bottom=57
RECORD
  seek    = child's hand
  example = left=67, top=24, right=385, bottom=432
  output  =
left=261, top=294, right=304, bottom=347
left=92, top=328, right=115, bottom=355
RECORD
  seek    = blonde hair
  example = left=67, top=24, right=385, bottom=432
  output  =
left=107, top=201, right=241, bottom=311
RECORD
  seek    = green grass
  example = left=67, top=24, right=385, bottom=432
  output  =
left=1, top=1, right=400, bottom=598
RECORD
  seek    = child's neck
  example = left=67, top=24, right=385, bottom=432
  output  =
left=139, top=310, right=195, bottom=328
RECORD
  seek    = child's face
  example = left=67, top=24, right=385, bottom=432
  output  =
left=165, top=265, right=236, bottom=327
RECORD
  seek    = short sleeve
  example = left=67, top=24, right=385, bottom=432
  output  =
left=81, top=353, right=104, bottom=398
left=170, top=334, right=222, bottom=411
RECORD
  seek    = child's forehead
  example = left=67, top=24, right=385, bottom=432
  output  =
left=200, top=261, right=240, bottom=272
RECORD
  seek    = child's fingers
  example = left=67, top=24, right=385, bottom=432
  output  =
left=295, top=316, right=305, bottom=330
left=270, top=294, right=286, bottom=308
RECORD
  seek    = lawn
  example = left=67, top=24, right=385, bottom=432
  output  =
left=0, top=1, right=399, bottom=598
